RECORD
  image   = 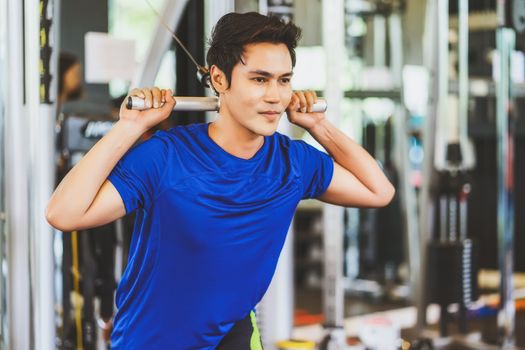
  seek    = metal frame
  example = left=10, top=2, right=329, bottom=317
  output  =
left=131, top=0, right=190, bottom=89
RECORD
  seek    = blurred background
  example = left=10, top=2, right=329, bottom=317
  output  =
left=1, top=0, right=525, bottom=349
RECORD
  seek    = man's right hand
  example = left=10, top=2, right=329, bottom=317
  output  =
left=119, top=87, right=176, bottom=132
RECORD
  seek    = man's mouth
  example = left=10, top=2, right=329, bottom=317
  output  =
left=259, top=111, right=280, bottom=121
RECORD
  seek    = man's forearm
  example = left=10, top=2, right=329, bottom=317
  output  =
left=46, top=120, right=144, bottom=220
left=308, top=118, right=393, bottom=196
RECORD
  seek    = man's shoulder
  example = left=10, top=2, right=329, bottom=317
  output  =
left=148, top=123, right=204, bottom=144
left=164, top=122, right=203, bottom=137
left=271, top=131, right=294, bottom=147
left=271, top=132, right=309, bottom=151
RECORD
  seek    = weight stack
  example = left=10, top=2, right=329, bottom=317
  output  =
left=427, top=239, right=478, bottom=308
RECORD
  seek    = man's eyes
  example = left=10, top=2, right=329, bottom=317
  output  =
left=251, top=77, right=291, bottom=83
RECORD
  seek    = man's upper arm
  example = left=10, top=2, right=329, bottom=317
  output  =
left=106, top=130, right=170, bottom=213
left=290, top=139, right=334, bottom=199
left=317, top=162, right=391, bottom=208
left=74, top=180, right=127, bottom=230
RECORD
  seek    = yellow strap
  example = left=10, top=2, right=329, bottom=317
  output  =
left=275, top=340, right=316, bottom=349
left=71, top=231, right=83, bottom=350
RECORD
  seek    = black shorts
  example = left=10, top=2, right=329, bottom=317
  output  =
left=216, top=311, right=264, bottom=350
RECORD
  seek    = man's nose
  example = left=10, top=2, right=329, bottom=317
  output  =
left=264, top=81, right=280, bottom=103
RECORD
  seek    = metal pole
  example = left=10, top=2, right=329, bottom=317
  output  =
left=417, top=0, right=442, bottom=330
left=258, top=0, right=268, bottom=15
left=322, top=0, right=345, bottom=339
left=256, top=227, right=294, bottom=350
left=495, top=25, right=516, bottom=348
left=388, top=13, right=403, bottom=86
left=27, top=0, right=58, bottom=348
left=5, top=0, right=31, bottom=348
left=458, top=0, right=469, bottom=146
left=373, top=15, right=386, bottom=67
left=495, top=0, right=516, bottom=346
left=434, top=0, right=449, bottom=171
left=388, top=10, right=421, bottom=305
left=0, top=0, right=7, bottom=344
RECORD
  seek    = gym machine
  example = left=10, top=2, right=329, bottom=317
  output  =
left=56, top=113, right=123, bottom=350
left=415, top=0, right=525, bottom=348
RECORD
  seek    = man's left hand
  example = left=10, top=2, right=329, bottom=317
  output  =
left=285, top=90, right=325, bottom=131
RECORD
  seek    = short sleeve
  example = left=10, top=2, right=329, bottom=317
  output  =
left=290, top=139, right=334, bottom=199
left=107, top=130, right=170, bottom=214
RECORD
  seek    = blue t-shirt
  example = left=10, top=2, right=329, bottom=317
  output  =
left=107, top=122, right=334, bottom=349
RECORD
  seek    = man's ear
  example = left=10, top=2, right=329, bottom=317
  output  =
left=209, top=65, right=228, bottom=94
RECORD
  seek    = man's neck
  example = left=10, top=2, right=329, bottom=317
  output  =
left=208, top=112, right=264, bottom=160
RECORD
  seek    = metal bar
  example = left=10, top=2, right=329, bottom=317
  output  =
left=449, top=80, right=525, bottom=97
left=496, top=27, right=516, bottom=348
left=436, top=0, right=450, bottom=164
left=127, top=96, right=327, bottom=112
left=344, top=89, right=402, bottom=100
left=388, top=13, right=403, bottom=86
left=458, top=0, right=469, bottom=149
left=373, top=15, right=386, bottom=67
left=313, top=90, right=402, bottom=100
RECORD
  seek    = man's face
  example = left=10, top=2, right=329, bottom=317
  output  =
left=220, top=42, right=294, bottom=136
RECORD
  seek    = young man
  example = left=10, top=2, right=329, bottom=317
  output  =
left=46, top=12, right=394, bottom=349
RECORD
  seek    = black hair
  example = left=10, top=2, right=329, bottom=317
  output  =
left=206, top=12, right=302, bottom=93
left=59, top=52, right=80, bottom=95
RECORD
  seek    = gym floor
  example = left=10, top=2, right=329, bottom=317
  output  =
left=294, top=288, right=525, bottom=347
